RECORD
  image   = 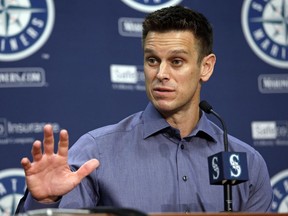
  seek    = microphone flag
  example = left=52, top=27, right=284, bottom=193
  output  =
left=208, top=151, right=249, bottom=185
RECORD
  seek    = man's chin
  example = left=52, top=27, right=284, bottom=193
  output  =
left=153, top=102, right=175, bottom=116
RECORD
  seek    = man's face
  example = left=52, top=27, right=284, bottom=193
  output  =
left=144, top=30, right=208, bottom=116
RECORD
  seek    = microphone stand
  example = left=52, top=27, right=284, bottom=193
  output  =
left=209, top=109, right=233, bottom=212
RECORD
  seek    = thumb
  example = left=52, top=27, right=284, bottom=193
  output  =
left=76, top=159, right=100, bottom=180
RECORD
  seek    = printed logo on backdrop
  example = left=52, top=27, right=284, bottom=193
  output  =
left=251, top=121, right=288, bottom=146
left=0, top=67, right=46, bottom=88
left=120, top=0, right=183, bottom=13
left=258, top=74, right=288, bottom=93
left=0, top=118, right=60, bottom=145
left=118, top=17, right=144, bottom=37
left=0, top=0, right=55, bottom=61
left=271, top=169, right=288, bottom=212
left=110, top=64, right=145, bottom=91
left=241, top=0, right=288, bottom=69
left=0, top=169, right=26, bottom=215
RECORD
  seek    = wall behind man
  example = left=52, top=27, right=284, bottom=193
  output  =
left=0, top=0, right=287, bottom=213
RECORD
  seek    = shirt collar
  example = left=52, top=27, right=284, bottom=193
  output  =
left=142, top=102, right=217, bottom=143
left=191, top=111, right=217, bottom=143
left=143, top=103, right=170, bottom=138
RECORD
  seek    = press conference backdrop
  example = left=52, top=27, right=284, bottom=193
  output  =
left=0, top=0, right=287, bottom=214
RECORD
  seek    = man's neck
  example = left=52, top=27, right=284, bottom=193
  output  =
left=164, top=106, right=200, bottom=138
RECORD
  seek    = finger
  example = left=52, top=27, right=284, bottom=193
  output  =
left=21, top=157, right=32, bottom=171
left=31, top=140, right=43, bottom=162
left=43, top=124, right=55, bottom=155
left=76, top=159, right=100, bottom=180
left=57, top=129, right=69, bottom=157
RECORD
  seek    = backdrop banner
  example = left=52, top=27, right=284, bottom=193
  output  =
left=0, top=0, right=287, bottom=214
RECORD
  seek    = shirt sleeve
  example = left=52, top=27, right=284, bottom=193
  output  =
left=15, top=190, right=60, bottom=213
left=245, top=150, right=273, bottom=212
left=24, top=193, right=61, bottom=210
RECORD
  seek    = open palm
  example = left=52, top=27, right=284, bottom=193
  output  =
left=21, top=124, right=99, bottom=203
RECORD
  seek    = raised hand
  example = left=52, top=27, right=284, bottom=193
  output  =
left=20, top=124, right=99, bottom=203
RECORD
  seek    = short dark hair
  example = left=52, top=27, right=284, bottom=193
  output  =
left=142, top=5, right=213, bottom=63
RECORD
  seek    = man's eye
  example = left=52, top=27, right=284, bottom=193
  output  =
left=172, top=59, right=182, bottom=65
left=147, top=57, right=158, bottom=65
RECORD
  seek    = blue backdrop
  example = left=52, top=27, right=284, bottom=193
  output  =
left=0, top=0, right=287, bottom=214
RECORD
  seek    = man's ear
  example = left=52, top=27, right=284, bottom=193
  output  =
left=200, top=53, right=216, bottom=82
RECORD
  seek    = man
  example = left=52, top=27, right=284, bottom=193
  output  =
left=16, top=5, right=273, bottom=213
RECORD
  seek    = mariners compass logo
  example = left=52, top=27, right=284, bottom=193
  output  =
left=121, top=0, right=183, bottom=13
left=0, top=168, right=26, bottom=215
left=0, top=0, right=55, bottom=61
left=241, top=0, right=288, bottom=68
left=271, top=169, right=288, bottom=212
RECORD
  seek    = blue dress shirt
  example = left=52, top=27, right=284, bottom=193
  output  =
left=19, top=102, right=273, bottom=213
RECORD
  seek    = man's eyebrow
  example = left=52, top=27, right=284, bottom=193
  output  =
left=144, top=48, right=154, bottom=54
left=169, top=49, right=189, bottom=55
left=144, top=48, right=189, bottom=55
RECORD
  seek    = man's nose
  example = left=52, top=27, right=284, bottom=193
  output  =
left=156, top=62, right=170, bottom=80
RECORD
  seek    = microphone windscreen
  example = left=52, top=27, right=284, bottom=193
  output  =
left=199, top=100, right=213, bottom=113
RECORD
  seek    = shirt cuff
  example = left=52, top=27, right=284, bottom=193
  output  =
left=24, top=193, right=61, bottom=211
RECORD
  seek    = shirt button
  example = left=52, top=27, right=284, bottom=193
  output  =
left=180, top=144, right=184, bottom=149
left=182, top=175, right=188, bottom=181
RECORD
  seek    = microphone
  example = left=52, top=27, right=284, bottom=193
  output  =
left=199, top=100, right=249, bottom=212
left=199, top=100, right=228, bottom=151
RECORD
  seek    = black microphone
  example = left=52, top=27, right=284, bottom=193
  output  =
left=199, top=100, right=228, bottom=151
left=199, top=100, right=249, bottom=212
